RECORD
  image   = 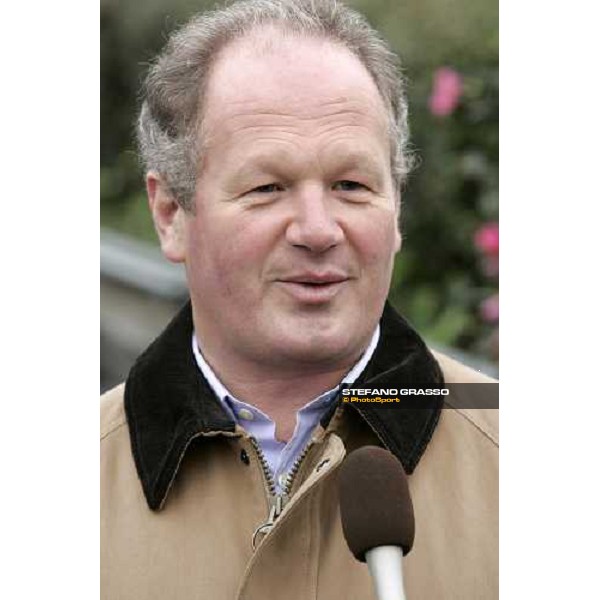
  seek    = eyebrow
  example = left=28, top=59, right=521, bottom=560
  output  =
left=224, top=153, right=289, bottom=188
left=328, top=149, right=387, bottom=178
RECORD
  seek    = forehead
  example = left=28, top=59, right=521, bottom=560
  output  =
left=201, top=30, right=389, bottom=141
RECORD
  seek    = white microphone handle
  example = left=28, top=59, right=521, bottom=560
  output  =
left=365, top=546, right=407, bottom=600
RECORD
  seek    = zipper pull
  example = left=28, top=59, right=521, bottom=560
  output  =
left=251, top=493, right=287, bottom=549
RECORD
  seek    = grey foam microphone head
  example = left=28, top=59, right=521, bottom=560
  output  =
left=339, top=446, right=415, bottom=562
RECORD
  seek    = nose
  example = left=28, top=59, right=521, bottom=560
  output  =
left=285, top=185, right=344, bottom=253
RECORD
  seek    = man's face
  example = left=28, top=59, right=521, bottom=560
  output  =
left=178, top=33, right=400, bottom=372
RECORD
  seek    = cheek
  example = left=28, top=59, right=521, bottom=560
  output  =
left=185, top=211, right=273, bottom=291
left=184, top=218, right=232, bottom=294
left=353, top=212, right=399, bottom=267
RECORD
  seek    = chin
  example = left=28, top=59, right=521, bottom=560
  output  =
left=275, top=329, right=364, bottom=367
left=262, top=303, right=378, bottom=364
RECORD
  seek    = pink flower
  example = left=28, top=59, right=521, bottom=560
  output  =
left=480, top=294, right=499, bottom=323
left=474, top=222, right=499, bottom=256
left=429, top=67, right=463, bottom=117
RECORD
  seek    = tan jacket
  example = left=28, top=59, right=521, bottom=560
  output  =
left=101, top=303, right=498, bottom=599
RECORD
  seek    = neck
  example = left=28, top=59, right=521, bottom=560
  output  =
left=196, top=346, right=359, bottom=443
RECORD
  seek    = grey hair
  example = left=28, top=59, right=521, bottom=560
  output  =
left=137, top=0, right=413, bottom=211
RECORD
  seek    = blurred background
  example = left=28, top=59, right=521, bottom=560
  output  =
left=100, top=0, right=499, bottom=391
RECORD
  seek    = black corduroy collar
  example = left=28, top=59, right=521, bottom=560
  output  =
left=125, top=301, right=444, bottom=510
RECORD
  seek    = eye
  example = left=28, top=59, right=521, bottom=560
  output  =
left=332, top=180, right=369, bottom=192
left=249, top=183, right=283, bottom=194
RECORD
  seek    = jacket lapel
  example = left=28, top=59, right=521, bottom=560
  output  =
left=346, top=302, right=444, bottom=473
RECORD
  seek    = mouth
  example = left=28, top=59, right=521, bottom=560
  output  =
left=275, top=273, right=350, bottom=304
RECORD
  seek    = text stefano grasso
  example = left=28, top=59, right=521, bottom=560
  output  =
left=342, top=388, right=450, bottom=396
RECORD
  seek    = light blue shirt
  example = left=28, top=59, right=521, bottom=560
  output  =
left=192, top=327, right=380, bottom=493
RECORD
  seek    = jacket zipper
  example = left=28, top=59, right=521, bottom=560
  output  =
left=249, top=436, right=314, bottom=549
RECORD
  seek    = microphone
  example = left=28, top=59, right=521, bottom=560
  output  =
left=339, top=446, right=415, bottom=600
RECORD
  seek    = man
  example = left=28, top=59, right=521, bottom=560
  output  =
left=101, top=1, right=498, bottom=598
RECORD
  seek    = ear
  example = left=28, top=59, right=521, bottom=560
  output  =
left=394, top=225, right=402, bottom=254
left=146, top=172, right=187, bottom=263
left=393, top=197, right=402, bottom=254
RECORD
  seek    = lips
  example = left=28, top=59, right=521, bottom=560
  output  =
left=275, top=271, right=350, bottom=304
left=283, top=272, right=349, bottom=285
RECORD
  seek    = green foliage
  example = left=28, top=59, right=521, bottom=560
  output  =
left=388, top=65, right=499, bottom=359
left=100, top=188, right=157, bottom=245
